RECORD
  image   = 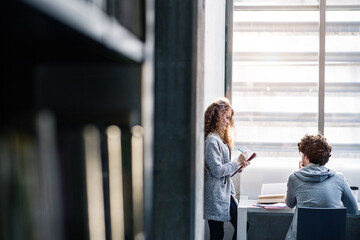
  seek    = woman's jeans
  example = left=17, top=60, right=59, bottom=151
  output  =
left=208, top=197, right=238, bottom=240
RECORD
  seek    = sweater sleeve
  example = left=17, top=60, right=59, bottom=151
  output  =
left=340, top=175, right=359, bottom=214
left=285, top=174, right=297, bottom=208
left=205, top=140, right=238, bottom=178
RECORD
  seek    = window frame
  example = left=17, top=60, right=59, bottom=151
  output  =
left=228, top=1, right=360, bottom=136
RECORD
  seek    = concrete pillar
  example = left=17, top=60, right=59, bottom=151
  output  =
left=152, top=0, right=204, bottom=239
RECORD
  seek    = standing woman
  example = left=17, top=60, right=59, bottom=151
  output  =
left=204, top=97, right=250, bottom=240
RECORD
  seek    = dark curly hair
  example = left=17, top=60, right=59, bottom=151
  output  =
left=298, top=134, right=332, bottom=165
left=204, top=97, right=235, bottom=148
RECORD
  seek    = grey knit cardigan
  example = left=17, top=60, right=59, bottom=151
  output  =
left=204, top=132, right=239, bottom=221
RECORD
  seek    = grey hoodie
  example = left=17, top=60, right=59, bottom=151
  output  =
left=285, top=163, right=358, bottom=239
left=293, top=164, right=335, bottom=182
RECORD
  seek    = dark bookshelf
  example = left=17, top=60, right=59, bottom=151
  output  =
left=1, top=0, right=150, bottom=239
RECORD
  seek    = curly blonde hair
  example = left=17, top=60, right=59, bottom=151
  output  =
left=204, top=97, right=235, bottom=148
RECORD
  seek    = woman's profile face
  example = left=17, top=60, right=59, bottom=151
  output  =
left=218, top=108, right=232, bottom=131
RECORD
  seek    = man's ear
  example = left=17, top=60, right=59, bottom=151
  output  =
left=303, top=155, right=310, bottom=166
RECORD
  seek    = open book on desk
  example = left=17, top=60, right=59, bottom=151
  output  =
left=257, top=182, right=287, bottom=204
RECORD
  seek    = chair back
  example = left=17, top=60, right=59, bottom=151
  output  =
left=297, top=207, right=347, bottom=240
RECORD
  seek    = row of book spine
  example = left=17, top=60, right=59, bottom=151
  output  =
left=0, top=111, right=144, bottom=240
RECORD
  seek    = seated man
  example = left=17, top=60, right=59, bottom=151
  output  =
left=285, top=134, right=358, bottom=239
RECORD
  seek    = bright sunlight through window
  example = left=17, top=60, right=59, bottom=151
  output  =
left=232, top=1, right=360, bottom=198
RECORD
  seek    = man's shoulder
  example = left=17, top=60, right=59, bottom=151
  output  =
left=288, top=172, right=299, bottom=181
left=331, top=171, right=346, bottom=180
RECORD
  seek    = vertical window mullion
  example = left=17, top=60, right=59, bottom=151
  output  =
left=226, top=0, right=234, bottom=101
left=318, top=0, right=326, bottom=135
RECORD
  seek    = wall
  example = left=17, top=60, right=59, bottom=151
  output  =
left=203, top=0, right=234, bottom=239
left=203, top=0, right=226, bottom=110
left=203, top=0, right=244, bottom=202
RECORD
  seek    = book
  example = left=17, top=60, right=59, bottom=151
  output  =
left=257, top=194, right=286, bottom=204
left=231, top=150, right=257, bottom=177
left=257, top=182, right=287, bottom=204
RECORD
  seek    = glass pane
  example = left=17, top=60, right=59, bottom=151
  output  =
left=327, top=0, right=360, bottom=5
left=233, top=2, right=360, bottom=199
left=233, top=9, right=320, bottom=198
left=233, top=10, right=319, bottom=153
left=325, top=10, right=360, bottom=165
left=234, top=0, right=319, bottom=6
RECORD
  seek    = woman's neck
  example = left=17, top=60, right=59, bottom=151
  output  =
left=214, top=129, right=223, bottom=138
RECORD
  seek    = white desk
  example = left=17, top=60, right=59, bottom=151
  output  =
left=237, top=200, right=360, bottom=240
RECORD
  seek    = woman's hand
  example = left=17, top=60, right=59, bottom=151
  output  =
left=237, top=152, right=250, bottom=168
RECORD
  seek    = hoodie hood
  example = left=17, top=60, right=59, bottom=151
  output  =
left=294, top=163, right=336, bottom=182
